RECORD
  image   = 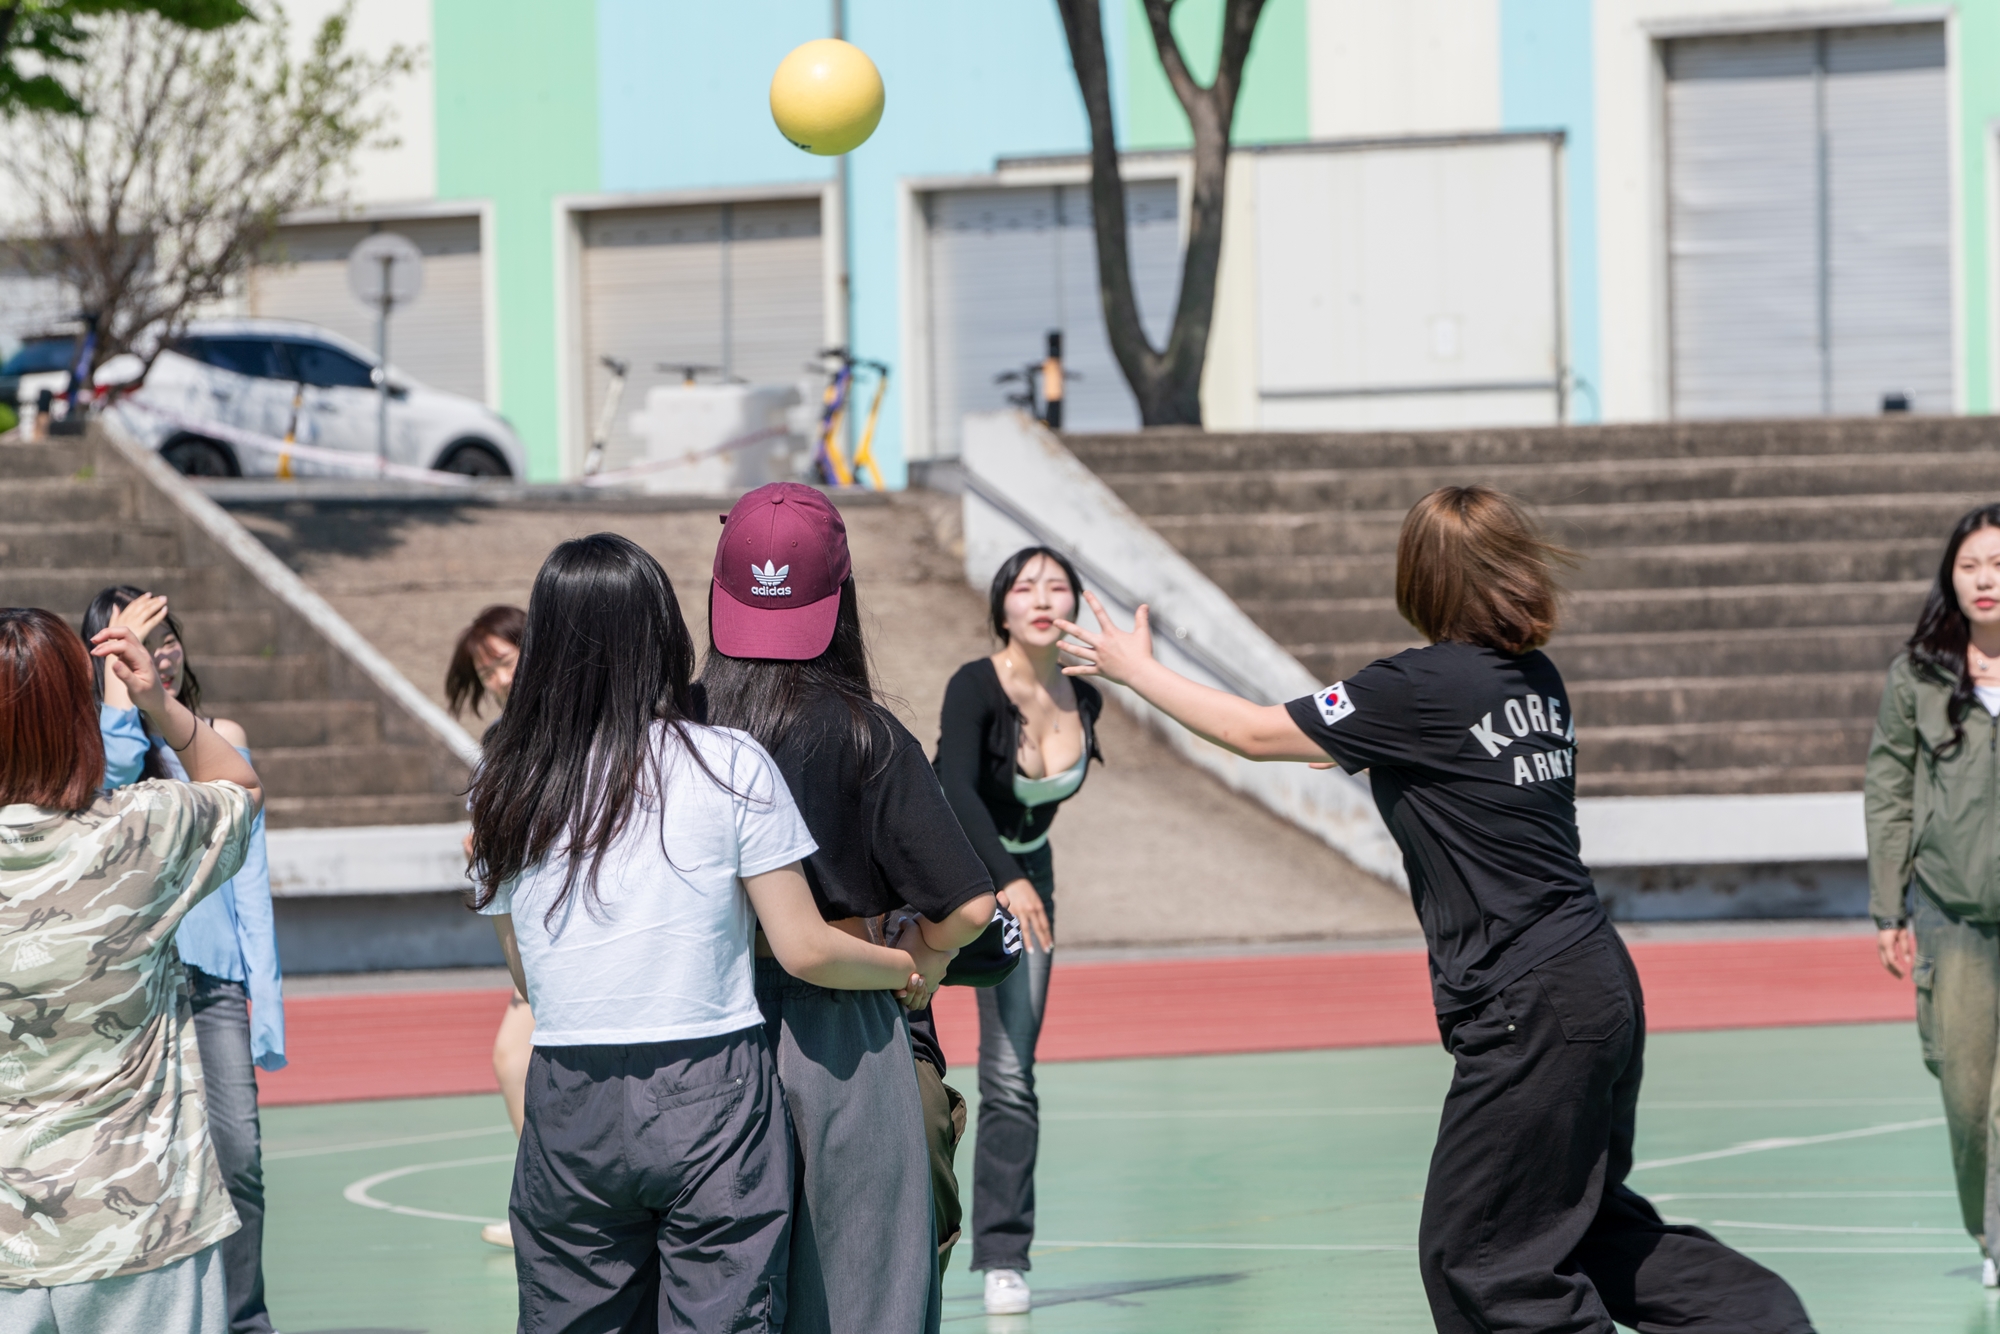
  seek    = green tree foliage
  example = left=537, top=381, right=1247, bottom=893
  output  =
left=1, top=2, right=417, bottom=361
left=0, top=0, right=251, bottom=116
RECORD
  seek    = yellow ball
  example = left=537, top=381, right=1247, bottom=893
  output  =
left=770, top=38, right=884, bottom=156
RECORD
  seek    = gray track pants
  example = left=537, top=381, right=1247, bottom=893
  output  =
left=1912, top=888, right=2000, bottom=1248
left=510, top=1027, right=792, bottom=1334
left=754, top=959, right=940, bottom=1334
left=0, top=1244, right=226, bottom=1334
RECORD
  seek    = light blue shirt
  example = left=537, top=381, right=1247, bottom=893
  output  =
left=98, top=707, right=287, bottom=1070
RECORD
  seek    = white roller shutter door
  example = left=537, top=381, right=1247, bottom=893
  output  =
left=1825, top=25, right=1953, bottom=415
left=1252, top=137, right=1561, bottom=429
left=1666, top=24, right=1950, bottom=418
left=580, top=198, right=822, bottom=470
left=923, top=180, right=1179, bottom=456
left=249, top=215, right=487, bottom=402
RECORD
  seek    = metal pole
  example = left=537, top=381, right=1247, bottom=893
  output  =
left=833, top=0, right=855, bottom=453
left=377, top=255, right=392, bottom=474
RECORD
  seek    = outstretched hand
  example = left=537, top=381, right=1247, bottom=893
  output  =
left=90, top=625, right=168, bottom=722
left=1055, top=590, right=1155, bottom=690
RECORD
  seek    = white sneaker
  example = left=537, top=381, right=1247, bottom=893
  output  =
left=1983, top=1255, right=1997, bottom=1288
left=481, top=1221, right=515, bottom=1249
left=984, top=1267, right=1031, bottom=1315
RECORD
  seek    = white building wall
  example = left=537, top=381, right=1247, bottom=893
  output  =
left=282, top=0, right=437, bottom=205
left=1306, top=0, right=1501, bottom=139
left=1590, top=0, right=1902, bottom=422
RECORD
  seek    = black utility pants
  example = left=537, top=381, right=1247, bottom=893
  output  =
left=1420, top=923, right=1815, bottom=1334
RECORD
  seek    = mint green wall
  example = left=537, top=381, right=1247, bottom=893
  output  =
left=433, top=0, right=599, bottom=480
left=1920, top=0, right=2000, bottom=412
left=1121, top=0, right=1309, bottom=150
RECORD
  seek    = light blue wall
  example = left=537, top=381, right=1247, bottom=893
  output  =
left=1499, top=0, right=1600, bottom=423
left=595, top=0, right=1099, bottom=486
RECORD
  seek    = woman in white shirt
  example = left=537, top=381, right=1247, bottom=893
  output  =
left=467, top=533, right=926, bottom=1333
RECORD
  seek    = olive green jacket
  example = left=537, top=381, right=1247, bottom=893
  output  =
left=1865, top=652, right=2000, bottom=924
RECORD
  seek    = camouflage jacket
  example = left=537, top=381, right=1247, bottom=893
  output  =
left=0, top=780, right=254, bottom=1287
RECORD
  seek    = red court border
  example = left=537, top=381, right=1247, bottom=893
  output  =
left=256, top=935, right=1913, bottom=1107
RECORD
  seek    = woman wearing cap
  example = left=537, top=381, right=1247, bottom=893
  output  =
left=1056, top=487, right=1814, bottom=1334
left=468, top=534, right=932, bottom=1331
left=932, top=546, right=1101, bottom=1317
left=701, top=482, right=998, bottom=1334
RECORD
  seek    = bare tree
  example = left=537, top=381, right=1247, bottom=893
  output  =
left=1054, top=0, right=1267, bottom=427
left=0, top=1, right=416, bottom=363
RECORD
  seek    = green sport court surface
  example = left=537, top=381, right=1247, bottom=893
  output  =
left=261, top=1022, right=1992, bottom=1333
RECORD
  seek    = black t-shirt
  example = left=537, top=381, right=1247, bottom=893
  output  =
left=765, top=690, right=994, bottom=924
left=1284, top=641, right=1606, bottom=1013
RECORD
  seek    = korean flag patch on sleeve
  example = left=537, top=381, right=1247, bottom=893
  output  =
left=1313, top=682, right=1356, bottom=727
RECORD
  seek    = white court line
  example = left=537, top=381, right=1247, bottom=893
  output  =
left=268, top=1125, right=511, bottom=1161
left=1036, top=1240, right=1415, bottom=1253
left=1630, top=1118, right=1944, bottom=1171
left=343, top=1154, right=514, bottom=1226
left=1653, top=1191, right=1955, bottom=1202
left=1042, top=1098, right=1931, bottom=1123
left=1737, top=1247, right=1975, bottom=1255
left=1704, top=1220, right=1965, bottom=1235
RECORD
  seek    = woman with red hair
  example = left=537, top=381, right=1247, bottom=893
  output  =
left=0, top=609, right=262, bottom=1333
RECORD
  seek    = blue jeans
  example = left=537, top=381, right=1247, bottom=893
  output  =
left=187, top=971, right=271, bottom=1334
left=971, top=843, right=1054, bottom=1273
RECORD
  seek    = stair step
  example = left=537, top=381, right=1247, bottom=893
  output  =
left=1101, top=454, right=2000, bottom=517
left=263, top=793, right=472, bottom=830
left=1576, top=719, right=1874, bottom=772
left=253, top=744, right=442, bottom=798
left=1067, top=417, right=2000, bottom=471
left=190, top=654, right=326, bottom=703
left=1198, top=541, right=1942, bottom=601
left=1566, top=673, right=1884, bottom=727
left=0, top=441, right=109, bottom=478
left=1245, top=581, right=1929, bottom=642
left=220, top=700, right=381, bottom=749
left=0, top=565, right=233, bottom=612
left=1146, top=494, right=1983, bottom=558
left=0, top=476, right=139, bottom=524
left=1576, top=764, right=1863, bottom=798
left=0, top=524, right=181, bottom=569
left=1293, top=626, right=1910, bottom=686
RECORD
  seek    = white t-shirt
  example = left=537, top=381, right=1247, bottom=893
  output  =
left=1977, top=684, right=2000, bottom=717
left=478, top=724, right=816, bottom=1046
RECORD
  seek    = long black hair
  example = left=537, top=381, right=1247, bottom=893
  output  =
left=700, top=577, right=890, bottom=775
left=467, top=534, right=711, bottom=922
left=1907, top=502, right=2000, bottom=759
left=80, top=584, right=204, bottom=780
left=988, top=546, right=1084, bottom=644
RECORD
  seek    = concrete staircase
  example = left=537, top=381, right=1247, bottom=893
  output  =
left=1064, top=418, right=2000, bottom=799
left=0, top=434, right=472, bottom=828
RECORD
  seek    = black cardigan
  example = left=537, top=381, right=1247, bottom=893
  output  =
left=933, top=658, right=1102, bottom=888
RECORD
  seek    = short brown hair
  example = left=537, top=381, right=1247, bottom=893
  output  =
left=1395, top=487, right=1573, bottom=654
left=0, top=608, right=106, bottom=812
left=446, top=604, right=526, bottom=719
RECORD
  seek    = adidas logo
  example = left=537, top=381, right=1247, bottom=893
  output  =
left=749, top=560, right=792, bottom=597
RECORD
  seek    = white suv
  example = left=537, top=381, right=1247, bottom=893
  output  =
left=122, top=318, right=526, bottom=479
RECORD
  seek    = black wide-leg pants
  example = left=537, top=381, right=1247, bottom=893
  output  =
left=1419, top=923, right=1816, bottom=1334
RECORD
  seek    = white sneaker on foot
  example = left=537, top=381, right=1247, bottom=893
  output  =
left=481, top=1221, right=515, bottom=1249
left=984, top=1268, right=1031, bottom=1315
left=1983, top=1255, right=1997, bottom=1288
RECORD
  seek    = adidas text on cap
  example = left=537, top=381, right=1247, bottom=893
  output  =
left=710, top=482, right=852, bottom=661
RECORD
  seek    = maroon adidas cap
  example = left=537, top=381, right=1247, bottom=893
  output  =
left=710, top=483, right=851, bottom=660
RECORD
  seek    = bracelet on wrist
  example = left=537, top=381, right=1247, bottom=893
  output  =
left=169, top=714, right=200, bottom=752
